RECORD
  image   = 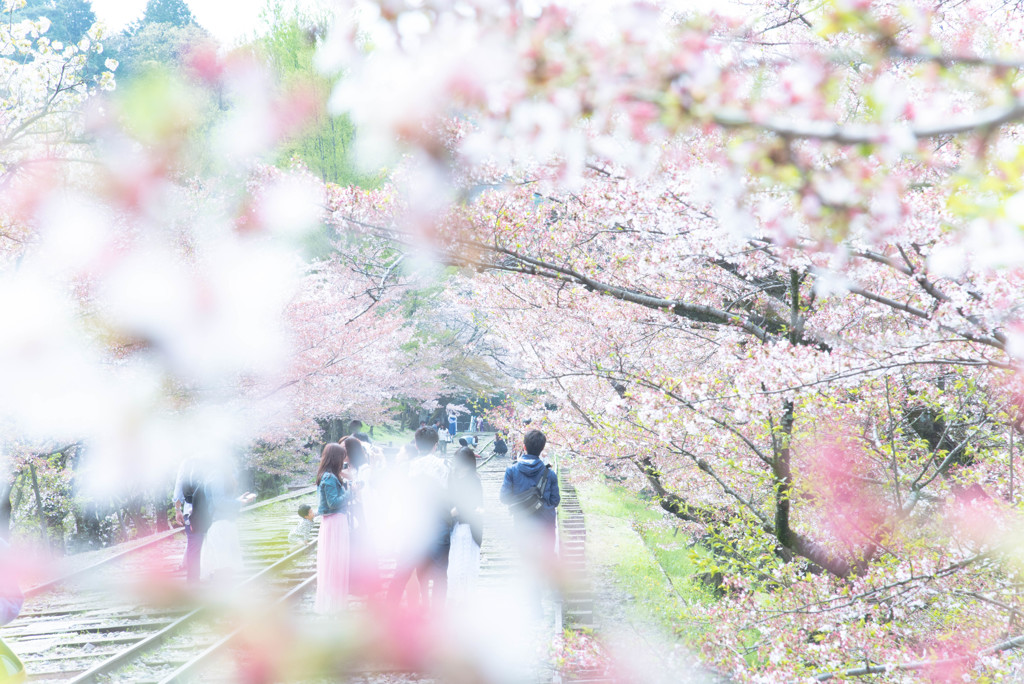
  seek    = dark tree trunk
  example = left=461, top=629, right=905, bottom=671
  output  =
left=632, top=456, right=720, bottom=524
left=0, top=475, right=12, bottom=541
left=317, top=417, right=348, bottom=445
left=126, top=496, right=153, bottom=537
left=29, top=461, right=48, bottom=546
left=771, top=401, right=876, bottom=579
left=154, top=494, right=171, bottom=532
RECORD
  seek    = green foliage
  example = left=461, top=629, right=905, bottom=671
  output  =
left=367, top=423, right=415, bottom=446
left=37, top=455, right=73, bottom=544
left=251, top=4, right=372, bottom=187
left=106, top=0, right=208, bottom=85
left=13, top=0, right=95, bottom=45
left=116, top=65, right=208, bottom=143
left=110, top=63, right=228, bottom=176
left=108, top=21, right=211, bottom=83
left=736, top=628, right=765, bottom=668
left=141, top=0, right=196, bottom=28
left=243, top=441, right=317, bottom=497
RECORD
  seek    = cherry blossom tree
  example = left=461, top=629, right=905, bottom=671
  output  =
left=319, top=0, right=1024, bottom=678
left=0, top=4, right=118, bottom=541
left=269, top=230, right=446, bottom=441
left=0, top=34, right=427, bottom=545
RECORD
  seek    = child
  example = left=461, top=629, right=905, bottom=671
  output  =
left=288, top=503, right=315, bottom=546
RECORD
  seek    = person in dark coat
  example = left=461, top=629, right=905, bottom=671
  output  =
left=493, top=433, right=508, bottom=458
left=499, top=429, right=560, bottom=542
left=348, top=419, right=371, bottom=444
left=172, top=457, right=209, bottom=583
left=499, top=429, right=560, bottom=614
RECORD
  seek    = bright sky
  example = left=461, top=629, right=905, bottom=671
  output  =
left=90, top=0, right=269, bottom=46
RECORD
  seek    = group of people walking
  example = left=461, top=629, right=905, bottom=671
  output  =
left=170, top=418, right=561, bottom=615
left=311, top=425, right=560, bottom=614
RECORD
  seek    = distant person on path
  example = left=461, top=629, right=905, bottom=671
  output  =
left=493, top=433, right=508, bottom=459
left=315, top=442, right=354, bottom=613
left=438, top=425, right=451, bottom=454
left=447, top=446, right=483, bottom=606
left=386, top=427, right=452, bottom=610
left=349, top=419, right=371, bottom=444
left=448, top=413, right=457, bottom=438
left=469, top=414, right=476, bottom=432
left=173, top=457, right=210, bottom=583
left=288, top=504, right=315, bottom=546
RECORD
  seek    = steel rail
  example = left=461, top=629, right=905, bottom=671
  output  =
left=156, top=563, right=318, bottom=683
left=24, top=485, right=315, bottom=598
left=470, top=435, right=498, bottom=468
left=65, top=539, right=317, bottom=684
left=25, top=440, right=561, bottom=683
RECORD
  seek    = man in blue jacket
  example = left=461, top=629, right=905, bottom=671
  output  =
left=500, top=429, right=560, bottom=549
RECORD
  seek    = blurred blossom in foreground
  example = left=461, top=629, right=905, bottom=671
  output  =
left=0, top=46, right=321, bottom=496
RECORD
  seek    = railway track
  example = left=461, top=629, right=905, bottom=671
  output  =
left=5, top=487, right=318, bottom=683
left=4, top=436, right=575, bottom=683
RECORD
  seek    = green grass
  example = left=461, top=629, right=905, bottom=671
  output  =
left=576, top=479, right=717, bottom=641
left=367, top=423, right=414, bottom=446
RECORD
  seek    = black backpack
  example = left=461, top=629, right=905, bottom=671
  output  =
left=506, top=465, right=551, bottom=517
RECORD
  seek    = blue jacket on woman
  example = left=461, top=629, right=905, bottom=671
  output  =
left=499, top=455, right=560, bottom=527
left=318, top=472, right=350, bottom=515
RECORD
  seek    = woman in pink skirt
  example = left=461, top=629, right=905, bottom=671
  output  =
left=315, top=442, right=353, bottom=613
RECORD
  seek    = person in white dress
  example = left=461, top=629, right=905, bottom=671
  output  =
left=447, top=445, right=483, bottom=606
left=201, top=462, right=255, bottom=581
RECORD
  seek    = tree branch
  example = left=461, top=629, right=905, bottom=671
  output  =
left=814, top=631, right=1024, bottom=681
left=450, top=242, right=775, bottom=343
left=711, top=97, right=1024, bottom=144
left=631, top=455, right=721, bottom=524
